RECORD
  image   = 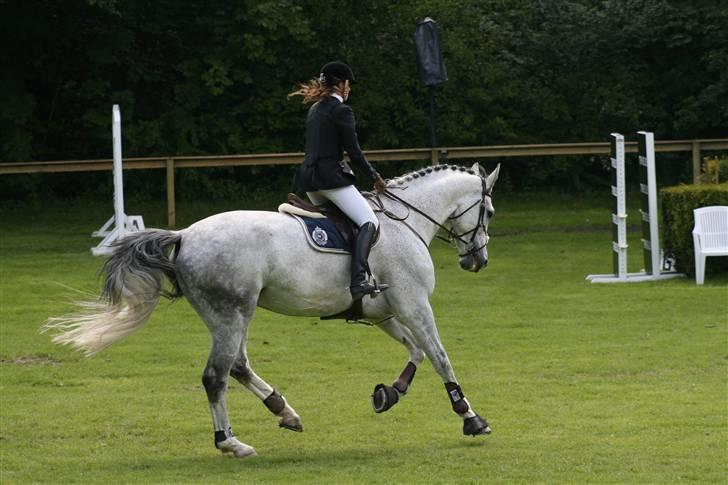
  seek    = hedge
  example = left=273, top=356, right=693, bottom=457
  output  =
left=660, top=183, right=728, bottom=275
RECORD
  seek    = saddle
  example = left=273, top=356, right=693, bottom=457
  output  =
left=278, top=193, right=386, bottom=324
left=279, top=193, right=359, bottom=249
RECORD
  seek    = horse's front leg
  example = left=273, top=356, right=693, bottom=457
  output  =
left=372, top=318, right=425, bottom=413
left=396, top=302, right=491, bottom=436
left=230, top=344, right=303, bottom=432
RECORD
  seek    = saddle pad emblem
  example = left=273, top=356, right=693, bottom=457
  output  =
left=312, top=226, right=328, bottom=246
left=291, top=215, right=351, bottom=254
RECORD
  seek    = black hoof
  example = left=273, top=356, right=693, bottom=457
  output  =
left=371, top=383, right=399, bottom=413
left=279, top=421, right=303, bottom=432
left=463, top=414, right=491, bottom=436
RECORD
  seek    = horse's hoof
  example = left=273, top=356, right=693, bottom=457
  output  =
left=232, top=446, right=257, bottom=458
left=217, top=437, right=257, bottom=458
left=372, top=383, right=399, bottom=413
left=463, top=414, right=491, bottom=436
left=279, top=417, right=303, bottom=432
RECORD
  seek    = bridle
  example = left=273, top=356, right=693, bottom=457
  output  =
left=370, top=176, right=491, bottom=259
left=446, top=176, right=491, bottom=257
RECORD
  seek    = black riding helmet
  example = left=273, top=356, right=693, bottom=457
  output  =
left=319, top=61, right=355, bottom=86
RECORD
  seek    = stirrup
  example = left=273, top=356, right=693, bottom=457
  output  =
left=350, top=281, right=389, bottom=301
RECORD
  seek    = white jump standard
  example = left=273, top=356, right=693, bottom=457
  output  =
left=586, top=131, right=684, bottom=283
left=91, top=105, right=145, bottom=256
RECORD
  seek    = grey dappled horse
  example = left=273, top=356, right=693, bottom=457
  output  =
left=44, top=163, right=500, bottom=458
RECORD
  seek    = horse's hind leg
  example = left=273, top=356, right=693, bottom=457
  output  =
left=200, top=308, right=257, bottom=458
left=396, top=301, right=491, bottom=436
left=230, top=344, right=303, bottom=432
left=371, top=318, right=425, bottom=413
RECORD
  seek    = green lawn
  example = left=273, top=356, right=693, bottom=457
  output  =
left=1, top=194, right=726, bottom=484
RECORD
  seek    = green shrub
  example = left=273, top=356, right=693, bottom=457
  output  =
left=660, top=183, right=728, bottom=275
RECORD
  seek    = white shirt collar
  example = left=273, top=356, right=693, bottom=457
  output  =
left=332, top=93, right=343, bottom=103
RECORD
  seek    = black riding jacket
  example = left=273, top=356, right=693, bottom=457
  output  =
left=296, top=96, right=378, bottom=192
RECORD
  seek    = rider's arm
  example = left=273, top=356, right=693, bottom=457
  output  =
left=332, top=104, right=379, bottom=182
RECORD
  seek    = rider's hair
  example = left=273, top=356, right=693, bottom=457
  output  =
left=287, top=78, right=335, bottom=104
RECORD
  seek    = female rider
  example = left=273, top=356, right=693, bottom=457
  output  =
left=289, top=61, right=387, bottom=301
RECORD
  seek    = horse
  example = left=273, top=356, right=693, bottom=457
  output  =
left=43, top=162, right=500, bottom=458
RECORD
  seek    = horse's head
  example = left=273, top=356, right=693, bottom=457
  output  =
left=448, top=163, right=500, bottom=273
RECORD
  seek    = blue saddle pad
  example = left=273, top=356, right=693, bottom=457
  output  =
left=294, top=216, right=350, bottom=254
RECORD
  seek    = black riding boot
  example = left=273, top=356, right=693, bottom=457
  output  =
left=350, top=222, right=388, bottom=301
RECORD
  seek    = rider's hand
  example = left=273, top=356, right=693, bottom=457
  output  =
left=374, top=174, right=386, bottom=193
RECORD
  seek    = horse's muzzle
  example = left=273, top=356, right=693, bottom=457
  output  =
left=459, top=251, right=487, bottom=272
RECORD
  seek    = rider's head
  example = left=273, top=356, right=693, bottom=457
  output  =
left=319, top=61, right=354, bottom=101
left=288, top=61, right=355, bottom=104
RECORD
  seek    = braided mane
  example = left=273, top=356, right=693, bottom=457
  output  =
left=387, top=164, right=479, bottom=187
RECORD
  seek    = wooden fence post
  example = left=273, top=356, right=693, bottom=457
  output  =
left=691, top=141, right=701, bottom=185
left=166, top=158, right=176, bottom=227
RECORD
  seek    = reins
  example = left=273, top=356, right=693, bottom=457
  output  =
left=367, top=190, right=428, bottom=248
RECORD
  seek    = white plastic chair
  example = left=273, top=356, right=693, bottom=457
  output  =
left=692, top=206, right=728, bottom=285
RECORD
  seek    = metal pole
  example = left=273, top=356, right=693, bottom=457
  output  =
left=166, top=158, right=176, bottom=227
left=428, top=85, right=438, bottom=149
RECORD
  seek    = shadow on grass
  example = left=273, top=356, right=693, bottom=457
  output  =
left=126, top=437, right=489, bottom=476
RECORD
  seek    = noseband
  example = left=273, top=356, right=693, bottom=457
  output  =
left=373, top=176, right=491, bottom=259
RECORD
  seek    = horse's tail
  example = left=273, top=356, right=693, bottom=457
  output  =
left=42, top=229, right=183, bottom=356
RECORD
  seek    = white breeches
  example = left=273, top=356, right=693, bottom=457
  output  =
left=306, top=185, right=378, bottom=228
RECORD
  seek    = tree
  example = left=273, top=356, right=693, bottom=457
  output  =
left=1, top=0, right=725, bottom=196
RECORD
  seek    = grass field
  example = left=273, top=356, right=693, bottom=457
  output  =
left=1, top=193, right=726, bottom=484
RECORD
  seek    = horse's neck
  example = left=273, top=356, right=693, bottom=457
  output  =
left=385, top=175, right=464, bottom=244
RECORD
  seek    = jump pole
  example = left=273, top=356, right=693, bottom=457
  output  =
left=586, top=131, right=684, bottom=283
left=91, top=105, right=145, bottom=256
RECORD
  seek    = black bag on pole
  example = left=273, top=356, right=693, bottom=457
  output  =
left=414, top=18, right=448, bottom=86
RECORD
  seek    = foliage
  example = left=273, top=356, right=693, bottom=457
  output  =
left=0, top=0, right=726, bottom=196
left=700, top=157, right=728, bottom=184
left=1, top=194, right=726, bottom=483
left=660, top=183, right=728, bottom=275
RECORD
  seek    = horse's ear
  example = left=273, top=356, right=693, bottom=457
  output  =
left=485, top=163, right=501, bottom=192
left=471, top=162, right=486, bottom=178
